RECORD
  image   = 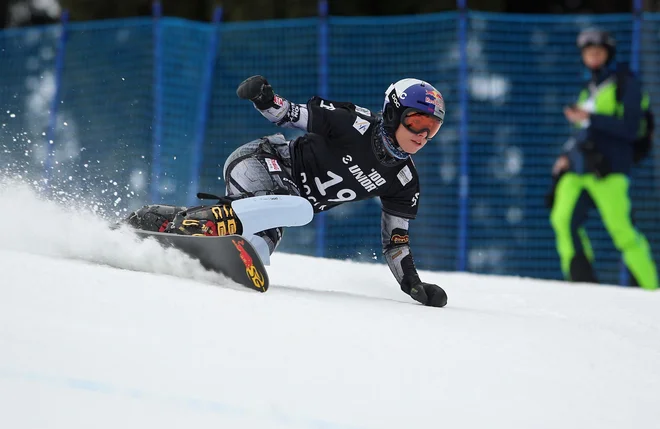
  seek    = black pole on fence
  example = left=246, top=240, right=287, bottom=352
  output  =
left=150, top=1, right=164, bottom=203
left=456, top=0, right=470, bottom=272
left=315, top=0, right=329, bottom=258
left=187, top=6, right=223, bottom=206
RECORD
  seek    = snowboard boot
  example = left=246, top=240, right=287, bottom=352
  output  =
left=124, top=204, right=186, bottom=232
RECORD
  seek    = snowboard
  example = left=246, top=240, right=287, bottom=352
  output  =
left=125, top=194, right=314, bottom=292
left=134, top=230, right=269, bottom=292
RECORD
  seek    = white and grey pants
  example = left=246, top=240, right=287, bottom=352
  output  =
left=223, top=133, right=300, bottom=255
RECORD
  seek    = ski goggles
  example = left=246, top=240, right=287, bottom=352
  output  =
left=401, top=109, right=443, bottom=139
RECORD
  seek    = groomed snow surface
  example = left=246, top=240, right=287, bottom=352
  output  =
left=0, top=184, right=658, bottom=429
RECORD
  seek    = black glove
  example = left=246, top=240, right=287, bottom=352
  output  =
left=236, top=75, right=277, bottom=110
left=401, top=275, right=448, bottom=308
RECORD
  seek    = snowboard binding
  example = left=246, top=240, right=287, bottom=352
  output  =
left=124, top=202, right=242, bottom=237
left=168, top=204, right=243, bottom=236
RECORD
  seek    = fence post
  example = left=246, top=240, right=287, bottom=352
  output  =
left=315, top=0, right=329, bottom=258
left=456, top=0, right=470, bottom=272
left=150, top=1, right=164, bottom=203
left=620, top=0, right=644, bottom=286
left=186, top=6, right=223, bottom=207
left=44, top=9, right=69, bottom=187
left=631, top=0, right=642, bottom=74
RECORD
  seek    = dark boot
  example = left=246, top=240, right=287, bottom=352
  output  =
left=627, top=268, right=641, bottom=288
left=124, top=204, right=186, bottom=232
left=569, top=253, right=598, bottom=283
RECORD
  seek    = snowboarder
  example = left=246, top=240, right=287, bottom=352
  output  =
left=126, top=76, right=448, bottom=307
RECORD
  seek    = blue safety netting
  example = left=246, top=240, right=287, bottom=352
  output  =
left=0, top=25, right=59, bottom=185
left=1, top=12, right=658, bottom=284
left=466, top=13, right=635, bottom=283
left=56, top=19, right=154, bottom=215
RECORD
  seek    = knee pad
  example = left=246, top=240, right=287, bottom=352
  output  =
left=224, top=138, right=299, bottom=198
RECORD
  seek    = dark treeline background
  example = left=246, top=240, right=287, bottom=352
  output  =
left=2, top=0, right=658, bottom=28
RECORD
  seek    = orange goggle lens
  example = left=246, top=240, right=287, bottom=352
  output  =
left=402, top=112, right=442, bottom=139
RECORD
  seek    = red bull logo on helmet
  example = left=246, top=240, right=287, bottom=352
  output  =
left=424, top=89, right=445, bottom=118
left=425, top=89, right=444, bottom=107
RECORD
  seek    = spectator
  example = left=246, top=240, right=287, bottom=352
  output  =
left=548, top=28, right=658, bottom=289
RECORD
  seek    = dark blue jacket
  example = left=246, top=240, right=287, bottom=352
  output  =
left=566, top=66, right=643, bottom=176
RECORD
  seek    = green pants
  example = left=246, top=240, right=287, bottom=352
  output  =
left=549, top=173, right=658, bottom=290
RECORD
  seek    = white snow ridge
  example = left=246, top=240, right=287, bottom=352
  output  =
left=0, top=182, right=659, bottom=429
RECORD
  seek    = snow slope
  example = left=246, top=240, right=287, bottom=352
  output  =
left=0, top=184, right=659, bottom=429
